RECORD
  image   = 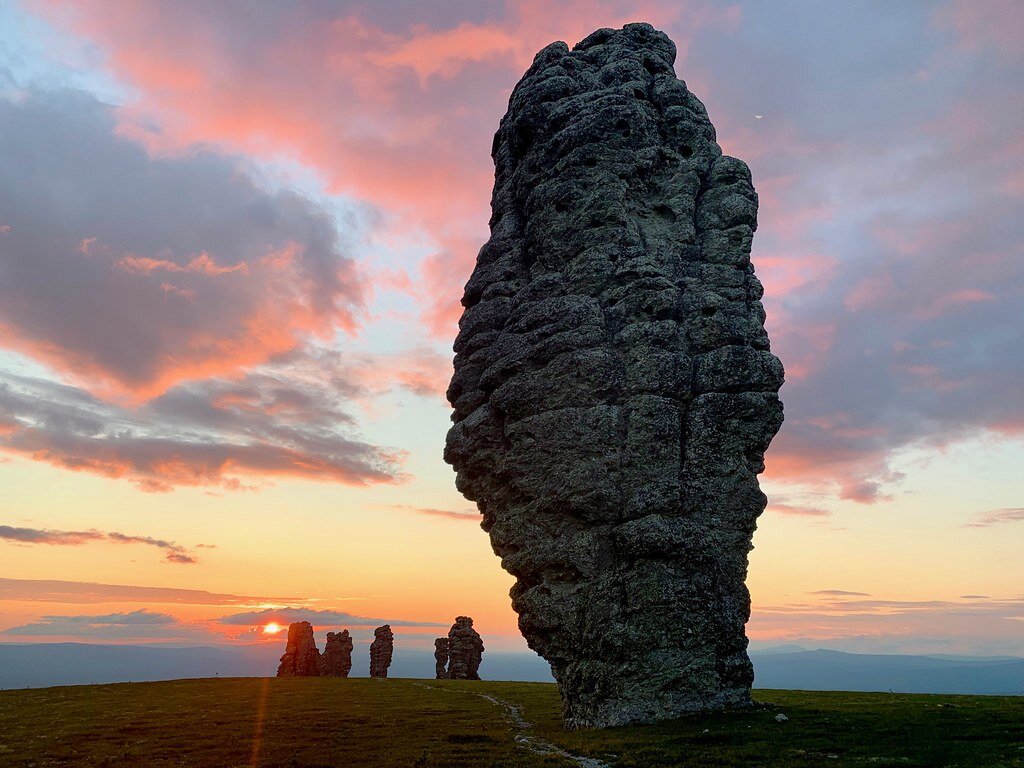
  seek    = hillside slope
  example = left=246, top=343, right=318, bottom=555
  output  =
left=0, top=678, right=1021, bottom=767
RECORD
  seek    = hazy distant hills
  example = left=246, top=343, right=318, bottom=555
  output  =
left=0, top=643, right=554, bottom=689
left=1, top=643, right=1022, bottom=694
left=752, top=648, right=1024, bottom=695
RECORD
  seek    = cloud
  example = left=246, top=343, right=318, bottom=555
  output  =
left=749, top=593, right=1024, bottom=656
left=811, top=590, right=871, bottom=597
left=0, top=524, right=197, bottom=563
left=704, top=3, right=1024, bottom=502
left=768, top=503, right=831, bottom=518
left=964, top=507, right=1024, bottom=528
left=32, top=0, right=735, bottom=334
left=2, top=609, right=221, bottom=640
left=0, top=364, right=403, bottom=492
left=933, top=0, right=1024, bottom=61
left=16, top=2, right=1024, bottom=506
left=215, top=606, right=446, bottom=628
left=0, top=88, right=364, bottom=402
left=391, top=504, right=478, bottom=522
left=0, top=577, right=297, bottom=605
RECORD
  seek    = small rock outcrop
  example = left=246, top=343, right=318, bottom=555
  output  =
left=321, top=629, right=353, bottom=678
left=444, top=23, right=784, bottom=728
left=369, top=624, right=394, bottom=678
left=434, top=637, right=449, bottom=679
left=276, top=621, right=322, bottom=677
left=445, top=616, right=484, bottom=680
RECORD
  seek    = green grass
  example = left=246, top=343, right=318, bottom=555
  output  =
left=0, top=678, right=1021, bottom=767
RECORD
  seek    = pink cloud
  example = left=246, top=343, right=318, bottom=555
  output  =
left=748, top=593, right=1024, bottom=654
left=933, top=0, right=1024, bottom=61
left=36, top=0, right=737, bottom=338
left=767, top=502, right=831, bottom=517
left=0, top=576, right=297, bottom=605
left=391, top=505, right=478, bottom=522
left=119, top=251, right=250, bottom=276
left=964, top=507, right=1024, bottom=528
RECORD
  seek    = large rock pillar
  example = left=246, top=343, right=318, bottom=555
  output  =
left=445, top=23, right=784, bottom=727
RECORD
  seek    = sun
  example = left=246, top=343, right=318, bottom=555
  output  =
left=262, top=622, right=283, bottom=635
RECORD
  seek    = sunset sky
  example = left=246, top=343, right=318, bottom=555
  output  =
left=1, top=0, right=1022, bottom=659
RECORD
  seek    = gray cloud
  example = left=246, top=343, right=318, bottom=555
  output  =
left=2, top=609, right=221, bottom=640
left=0, top=87, right=365, bottom=399
left=216, top=606, right=446, bottom=628
left=0, top=366, right=402, bottom=491
left=681, top=2, right=1024, bottom=501
left=1, top=524, right=197, bottom=563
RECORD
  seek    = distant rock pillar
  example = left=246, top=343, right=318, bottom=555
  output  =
left=276, top=621, right=322, bottom=677
left=321, top=629, right=353, bottom=678
left=446, top=616, right=484, bottom=680
left=369, top=624, right=394, bottom=678
left=434, top=637, right=450, bottom=679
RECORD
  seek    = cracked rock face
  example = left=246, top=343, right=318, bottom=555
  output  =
left=369, top=624, right=394, bottom=678
left=321, top=629, right=353, bottom=678
left=445, top=616, right=485, bottom=680
left=444, top=23, right=784, bottom=728
left=276, top=621, right=321, bottom=677
left=434, top=637, right=450, bottom=679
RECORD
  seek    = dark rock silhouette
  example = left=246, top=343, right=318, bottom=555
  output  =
left=445, top=616, right=484, bottom=680
left=369, top=624, right=394, bottom=678
left=434, top=637, right=449, bottom=679
left=276, top=621, right=322, bottom=677
left=444, top=23, right=784, bottom=727
left=321, top=629, right=353, bottom=678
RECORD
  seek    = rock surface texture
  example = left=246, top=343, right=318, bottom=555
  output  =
left=321, top=629, right=353, bottom=678
left=444, top=23, right=784, bottom=728
left=369, top=624, right=394, bottom=678
left=445, top=616, right=485, bottom=680
left=434, top=637, right=450, bottom=679
left=276, top=621, right=322, bottom=677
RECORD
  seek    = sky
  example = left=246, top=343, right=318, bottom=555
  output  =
left=0, top=0, right=1022, bottom=660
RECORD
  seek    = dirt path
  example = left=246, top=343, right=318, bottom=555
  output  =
left=412, top=682, right=612, bottom=768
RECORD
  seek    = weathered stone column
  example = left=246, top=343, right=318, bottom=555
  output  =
left=369, top=624, right=394, bottom=678
left=434, top=637, right=449, bottom=679
left=444, top=23, right=784, bottom=727
left=276, top=621, right=321, bottom=677
left=321, top=629, right=353, bottom=677
left=445, top=616, right=484, bottom=680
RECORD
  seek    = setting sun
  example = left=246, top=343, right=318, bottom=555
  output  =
left=263, top=623, right=283, bottom=635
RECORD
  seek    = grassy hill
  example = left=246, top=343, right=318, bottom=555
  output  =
left=0, top=678, right=1021, bottom=767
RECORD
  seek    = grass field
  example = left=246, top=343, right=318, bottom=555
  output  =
left=0, top=678, right=1021, bottom=767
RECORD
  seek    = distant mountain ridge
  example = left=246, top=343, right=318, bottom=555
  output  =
left=752, top=648, right=1024, bottom=695
left=1, top=643, right=1022, bottom=694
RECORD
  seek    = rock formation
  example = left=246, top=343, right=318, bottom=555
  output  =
left=445, top=616, right=485, bottom=680
left=276, top=621, right=322, bottom=677
left=434, top=637, right=449, bottom=679
left=321, top=629, right=353, bottom=678
left=444, top=23, right=784, bottom=728
left=369, top=624, right=394, bottom=678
